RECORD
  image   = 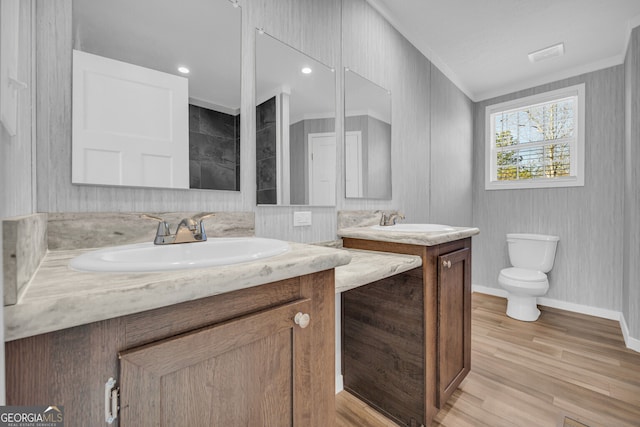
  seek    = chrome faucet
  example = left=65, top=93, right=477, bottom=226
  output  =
left=142, top=213, right=215, bottom=245
left=380, top=212, right=405, bottom=226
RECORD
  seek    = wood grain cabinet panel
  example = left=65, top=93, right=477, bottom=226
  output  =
left=342, top=237, right=472, bottom=427
left=342, top=269, right=425, bottom=426
left=6, top=271, right=335, bottom=427
left=119, top=299, right=311, bottom=427
left=437, top=247, right=471, bottom=408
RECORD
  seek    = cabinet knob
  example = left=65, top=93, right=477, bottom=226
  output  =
left=443, top=260, right=451, bottom=269
left=294, top=312, right=310, bottom=328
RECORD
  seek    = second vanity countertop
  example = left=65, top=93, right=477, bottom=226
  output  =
left=334, top=249, right=422, bottom=293
left=5, top=242, right=352, bottom=342
left=338, top=225, right=480, bottom=246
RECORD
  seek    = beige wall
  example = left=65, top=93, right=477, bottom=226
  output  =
left=472, top=66, right=625, bottom=311
left=624, top=26, right=640, bottom=339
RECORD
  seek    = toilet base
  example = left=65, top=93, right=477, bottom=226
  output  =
left=506, top=294, right=541, bottom=322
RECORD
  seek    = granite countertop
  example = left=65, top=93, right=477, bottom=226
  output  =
left=334, top=249, right=422, bottom=293
left=5, top=242, right=352, bottom=341
left=338, top=225, right=480, bottom=246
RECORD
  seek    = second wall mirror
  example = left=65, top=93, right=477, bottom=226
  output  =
left=344, top=68, right=392, bottom=200
left=255, top=31, right=336, bottom=206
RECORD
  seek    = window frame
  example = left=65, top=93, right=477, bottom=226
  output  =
left=484, top=83, right=585, bottom=190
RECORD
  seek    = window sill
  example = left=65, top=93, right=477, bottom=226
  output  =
left=485, top=176, right=584, bottom=190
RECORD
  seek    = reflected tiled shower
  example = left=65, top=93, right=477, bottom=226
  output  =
left=189, top=105, right=240, bottom=191
left=256, top=97, right=277, bottom=204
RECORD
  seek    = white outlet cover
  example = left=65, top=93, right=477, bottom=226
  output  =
left=293, top=211, right=312, bottom=227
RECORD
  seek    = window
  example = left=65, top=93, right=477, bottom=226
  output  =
left=485, top=84, right=585, bottom=190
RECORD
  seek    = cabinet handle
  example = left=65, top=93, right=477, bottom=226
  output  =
left=294, top=312, right=310, bottom=328
left=443, top=260, right=451, bottom=269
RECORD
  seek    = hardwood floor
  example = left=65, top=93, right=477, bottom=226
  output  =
left=336, top=293, right=640, bottom=427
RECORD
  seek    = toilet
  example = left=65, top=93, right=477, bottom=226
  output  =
left=498, top=233, right=559, bottom=321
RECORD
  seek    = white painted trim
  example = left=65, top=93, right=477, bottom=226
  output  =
left=279, top=92, right=290, bottom=205
left=345, top=109, right=390, bottom=125
left=188, top=97, right=239, bottom=116
left=289, top=111, right=335, bottom=124
left=472, top=284, right=507, bottom=298
left=335, top=374, right=344, bottom=394
left=536, top=296, right=620, bottom=321
left=620, top=314, right=640, bottom=353
left=484, top=84, right=585, bottom=191
left=472, top=284, right=640, bottom=353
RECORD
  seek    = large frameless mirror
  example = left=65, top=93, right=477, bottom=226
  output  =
left=344, top=68, right=392, bottom=199
left=255, top=31, right=336, bottom=206
left=71, top=0, right=241, bottom=191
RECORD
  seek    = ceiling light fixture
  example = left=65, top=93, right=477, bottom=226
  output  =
left=177, top=66, right=190, bottom=74
left=301, top=67, right=312, bottom=74
left=528, top=43, right=565, bottom=63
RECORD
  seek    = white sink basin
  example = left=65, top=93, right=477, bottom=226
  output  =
left=370, top=224, right=456, bottom=232
left=69, top=237, right=290, bottom=273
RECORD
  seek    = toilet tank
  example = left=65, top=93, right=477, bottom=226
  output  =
left=507, top=233, right=559, bottom=272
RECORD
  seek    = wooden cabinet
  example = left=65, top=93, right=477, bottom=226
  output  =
left=342, top=237, right=471, bottom=427
left=437, top=248, right=471, bottom=408
left=6, top=271, right=335, bottom=427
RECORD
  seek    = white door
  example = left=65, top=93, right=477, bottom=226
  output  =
left=72, top=50, right=189, bottom=188
left=345, top=131, right=363, bottom=198
left=308, top=132, right=336, bottom=205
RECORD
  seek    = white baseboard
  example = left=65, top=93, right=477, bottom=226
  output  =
left=472, top=284, right=640, bottom=353
left=335, top=374, right=343, bottom=394
left=620, top=314, right=640, bottom=352
left=536, top=296, right=621, bottom=321
left=472, top=284, right=507, bottom=298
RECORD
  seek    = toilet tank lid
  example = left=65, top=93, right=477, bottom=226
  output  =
left=506, top=233, right=560, bottom=242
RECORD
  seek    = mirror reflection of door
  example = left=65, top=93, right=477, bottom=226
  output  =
left=308, top=133, right=336, bottom=206
left=72, top=50, right=190, bottom=188
left=345, top=131, right=363, bottom=198
left=255, top=31, right=336, bottom=206
left=344, top=68, right=392, bottom=199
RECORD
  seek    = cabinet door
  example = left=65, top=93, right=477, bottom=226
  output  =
left=437, top=247, right=471, bottom=407
left=119, top=298, right=311, bottom=427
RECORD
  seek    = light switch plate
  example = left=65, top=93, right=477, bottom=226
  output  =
left=293, top=211, right=312, bottom=227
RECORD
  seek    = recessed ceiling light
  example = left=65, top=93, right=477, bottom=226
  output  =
left=178, top=66, right=190, bottom=74
left=301, top=67, right=312, bottom=74
left=528, top=43, right=564, bottom=63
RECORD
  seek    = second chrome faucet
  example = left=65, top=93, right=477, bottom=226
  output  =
left=142, top=213, right=215, bottom=245
left=380, top=212, right=405, bottom=226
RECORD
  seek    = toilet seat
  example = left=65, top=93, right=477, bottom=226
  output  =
left=499, top=267, right=546, bottom=282
left=498, top=267, right=549, bottom=292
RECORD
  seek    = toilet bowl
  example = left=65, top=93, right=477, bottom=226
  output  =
left=498, top=233, right=559, bottom=322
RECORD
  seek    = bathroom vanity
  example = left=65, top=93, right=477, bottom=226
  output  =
left=4, top=232, right=350, bottom=426
left=338, top=224, right=479, bottom=427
